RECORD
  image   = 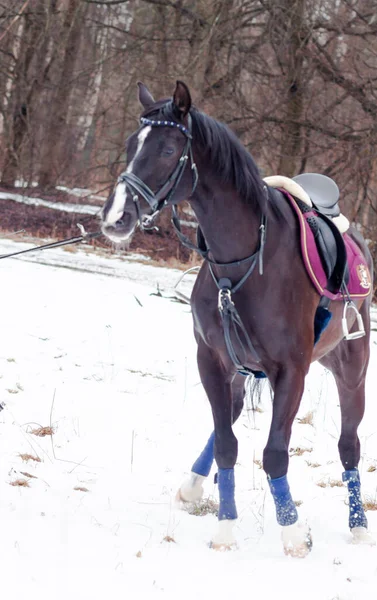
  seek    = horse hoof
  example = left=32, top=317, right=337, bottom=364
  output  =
left=210, top=519, right=237, bottom=551
left=283, top=539, right=312, bottom=558
left=176, top=473, right=205, bottom=504
left=351, top=527, right=376, bottom=546
left=281, top=522, right=312, bottom=558
left=175, top=488, right=185, bottom=505
left=209, top=540, right=237, bottom=552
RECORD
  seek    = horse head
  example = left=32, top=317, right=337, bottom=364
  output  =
left=101, top=81, right=196, bottom=243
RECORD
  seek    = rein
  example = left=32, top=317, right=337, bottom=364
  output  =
left=0, top=226, right=102, bottom=261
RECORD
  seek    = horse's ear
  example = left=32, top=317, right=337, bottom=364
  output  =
left=137, top=82, right=155, bottom=109
left=173, top=80, right=191, bottom=118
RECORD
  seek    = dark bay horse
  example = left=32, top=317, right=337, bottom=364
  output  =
left=101, top=81, right=374, bottom=556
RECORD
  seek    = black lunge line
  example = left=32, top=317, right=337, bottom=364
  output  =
left=0, top=226, right=102, bottom=261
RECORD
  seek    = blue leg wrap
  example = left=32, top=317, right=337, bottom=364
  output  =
left=218, top=468, right=237, bottom=521
left=342, top=468, right=368, bottom=529
left=191, top=431, right=215, bottom=477
left=268, top=475, right=298, bottom=526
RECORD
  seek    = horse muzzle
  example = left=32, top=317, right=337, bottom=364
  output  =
left=101, top=213, right=136, bottom=243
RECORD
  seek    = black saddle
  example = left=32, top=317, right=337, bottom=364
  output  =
left=293, top=173, right=340, bottom=218
left=294, top=199, right=347, bottom=294
left=292, top=173, right=348, bottom=293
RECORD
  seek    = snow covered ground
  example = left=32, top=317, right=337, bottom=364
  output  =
left=0, top=191, right=101, bottom=216
left=0, top=236, right=376, bottom=600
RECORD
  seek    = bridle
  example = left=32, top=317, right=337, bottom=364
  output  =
left=116, top=114, right=198, bottom=230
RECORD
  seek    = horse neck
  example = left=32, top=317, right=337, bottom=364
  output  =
left=190, top=177, right=263, bottom=264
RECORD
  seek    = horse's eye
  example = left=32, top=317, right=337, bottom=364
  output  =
left=162, top=147, right=174, bottom=156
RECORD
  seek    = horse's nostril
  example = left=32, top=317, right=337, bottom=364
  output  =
left=115, top=218, right=124, bottom=227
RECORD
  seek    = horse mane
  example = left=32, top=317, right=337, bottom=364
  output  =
left=191, top=109, right=265, bottom=206
left=143, top=101, right=265, bottom=209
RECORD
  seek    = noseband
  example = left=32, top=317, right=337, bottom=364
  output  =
left=117, top=115, right=198, bottom=230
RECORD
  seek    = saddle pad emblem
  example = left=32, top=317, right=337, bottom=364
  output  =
left=356, top=264, right=371, bottom=290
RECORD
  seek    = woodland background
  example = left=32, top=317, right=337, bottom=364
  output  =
left=0, top=0, right=376, bottom=297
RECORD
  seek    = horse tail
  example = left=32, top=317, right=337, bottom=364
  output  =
left=244, top=374, right=272, bottom=413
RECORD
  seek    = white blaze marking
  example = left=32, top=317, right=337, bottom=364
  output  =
left=104, top=182, right=127, bottom=225
left=126, top=126, right=151, bottom=174
left=105, top=126, right=151, bottom=224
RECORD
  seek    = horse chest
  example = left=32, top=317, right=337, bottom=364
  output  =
left=191, top=294, right=224, bottom=347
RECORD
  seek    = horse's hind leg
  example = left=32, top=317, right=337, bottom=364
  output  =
left=320, top=314, right=374, bottom=545
left=177, top=373, right=244, bottom=504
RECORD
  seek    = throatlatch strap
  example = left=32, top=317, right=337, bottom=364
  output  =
left=171, top=205, right=210, bottom=260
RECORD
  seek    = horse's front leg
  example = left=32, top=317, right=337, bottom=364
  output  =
left=178, top=373, right=244, bottom=505
left=263, top=367, right=312, bottom=558
left=185, top=341, right=238, bottom=549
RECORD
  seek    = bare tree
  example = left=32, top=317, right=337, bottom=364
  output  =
left=0, top=0, right=376, bottom=293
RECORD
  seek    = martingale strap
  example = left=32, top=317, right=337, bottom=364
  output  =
left=172, top=185, right=268, bottom=375
left=207, top=215, right=267, bottom=372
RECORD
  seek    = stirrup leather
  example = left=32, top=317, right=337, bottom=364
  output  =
left=342, top=301, right=365, bottom=340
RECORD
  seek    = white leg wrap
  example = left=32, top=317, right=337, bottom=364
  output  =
left=281, top=521, right=312, bottom=558
left=351, top=526, right=376, bottom=545
left=177, top=472, right=206, bottom=503
left=211, top=519, right=237, bottom=550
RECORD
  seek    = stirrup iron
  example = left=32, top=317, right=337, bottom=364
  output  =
left=342, top=301, right=365, bottom=340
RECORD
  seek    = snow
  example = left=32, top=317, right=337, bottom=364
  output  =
left=0, top=236, right=376, bottom=600
left=13, top=181, right=106, bottom=202
left=0, top=191, right=100, bottom=215
left=14, top=180, right=39, bottom=188
left=56, top=186, right=108, bottom=202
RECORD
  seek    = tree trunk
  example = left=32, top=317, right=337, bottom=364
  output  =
left=38, top=0, right=86, bottom=188
left=1, top=0, right=59, bottom=185
left=2, top=3, right=44, bottom=184
left=274, top=0, right=307, bottom=177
